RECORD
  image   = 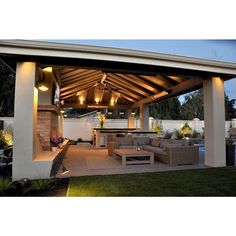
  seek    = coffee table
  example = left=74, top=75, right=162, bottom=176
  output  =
left=114, top=149, right=154, bottom=166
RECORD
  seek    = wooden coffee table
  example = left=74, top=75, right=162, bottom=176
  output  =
left=114, top=149, right=154, bottom=166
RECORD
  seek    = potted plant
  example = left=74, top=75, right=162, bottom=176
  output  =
left=180, top=122, right=192, bottom=139
left=97, top=113, right=106, bottom=129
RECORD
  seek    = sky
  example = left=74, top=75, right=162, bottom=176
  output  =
left=51, top=40, right=236, bottom=100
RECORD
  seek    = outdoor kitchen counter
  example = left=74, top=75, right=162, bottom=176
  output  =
left=93, top=128, right=157, bottom=148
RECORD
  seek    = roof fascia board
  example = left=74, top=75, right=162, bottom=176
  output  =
left=0, top=40, right=236, bottom=75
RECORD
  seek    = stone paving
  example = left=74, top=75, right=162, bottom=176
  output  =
left=57, top=143, right=207, bottom=177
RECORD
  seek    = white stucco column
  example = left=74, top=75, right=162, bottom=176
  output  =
left=127, top=109, right=135, bottom=128
left=203, top=77, right=226, bottom=167
left=140, top=104, right=149, bottom=131
left=13, top=62, right=38, bottom=180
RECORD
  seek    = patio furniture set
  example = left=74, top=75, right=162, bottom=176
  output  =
left=108, top=137, right=199, bottom=166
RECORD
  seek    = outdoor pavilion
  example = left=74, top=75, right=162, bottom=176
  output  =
left=0, top=40, right=236, bottom=180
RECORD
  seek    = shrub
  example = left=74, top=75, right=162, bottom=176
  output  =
left=164, top=130, right=172, bottom=139
left=0, top=177, right=15, bottom=196
left=69, top=140, right=77, bottom=145
left=31, top=178, right=55, bottom=193
left=174, top=129, right=184, bottom=140
left=0, top=129, right=13, bottom=148
left=151, top=119, right=163, bottom=136
left=180, top=122, right=192, bottom=137
left=191, top=129, right=201, bottom=138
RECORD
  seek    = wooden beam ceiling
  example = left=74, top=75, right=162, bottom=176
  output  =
left=106, top=80, right=143, bottom=101
left=115, top=73, right=160, bottom=93
left=60, top=68, right=96, bottom=80
left=60, top=80, right=97, bottom=99
left=132, top=91, right=169, bottom=108
left=59, top=67, right=203, bottom=107
left=61, top=70, right=101, bottom=85
left=60, top=73, right=101, bottom=92
left=139, top=75, right=176, bottom=90
left=106, top=82, right=137, bottom=103
left=108, top=73, right=152, bottom=97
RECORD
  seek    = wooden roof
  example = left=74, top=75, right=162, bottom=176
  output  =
left=58, top=67, right=203, bottom=108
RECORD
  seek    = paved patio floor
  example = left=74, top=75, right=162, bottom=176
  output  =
left=56, top=143, right=206, bottom=177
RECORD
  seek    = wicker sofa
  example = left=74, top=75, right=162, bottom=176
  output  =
left=107, top=137, right=199, bottom=166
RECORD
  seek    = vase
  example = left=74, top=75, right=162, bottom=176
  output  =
left=100, top=123, right=104, bottom=129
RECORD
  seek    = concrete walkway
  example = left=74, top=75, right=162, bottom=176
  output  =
left=57, top=143, right=206, bottom=177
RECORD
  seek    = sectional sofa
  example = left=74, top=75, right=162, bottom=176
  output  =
left=107, top=137, right=199, bottom=166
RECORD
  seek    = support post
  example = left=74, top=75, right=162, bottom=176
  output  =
left=140, top=104, right=149, bottom=131
left=13, top=62, right=38, bottom=180
left=203, top=77, right=226, bottom=167
left=127, top=109, right=135, bottom=128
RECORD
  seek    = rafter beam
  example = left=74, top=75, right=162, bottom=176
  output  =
left=60, top=68, right=94, bottom=80
left=63, top=103, right=130, bottom=109
left=60, top=80, right=97, bottom=98
left=61, top=70, right=101, bottom=84
left=106, top=80, right=143, bottom=100
left=115, top=73, right=160, bottom=93
left=107, top=85, right=135, bottom=104
left=166, top=75, right=186, bottom=83
left=166, top=78, right=203, bottom=97
left=94, top=84, right=105, bottom=103
left=60, top=74, right=101, bottom=92
left=108, top=73, right=152, bottom=97
left=139, top=75, right=175, bottom=89
left=132, top=91, right=169, bottom=108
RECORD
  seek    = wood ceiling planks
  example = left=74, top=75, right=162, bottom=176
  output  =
left=59, top=67, right=201, bottom=106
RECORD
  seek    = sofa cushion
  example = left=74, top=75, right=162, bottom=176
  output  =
left=159, top=140, right=173, bottom=148
left=133, top=137, right=150, bottom=146
left=119, top=145, right=135, bottom=149
left=163, top=143, right=183, bottom=149
left=150, top=139, right=161, bottom=147
left=116, top=137, right=133, bottom=146
left=173, top=139, right=191, bottom=146
left=143, top=145, right=167, bottom=155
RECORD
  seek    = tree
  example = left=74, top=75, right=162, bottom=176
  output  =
left=0, top=62, right=15, bottom=117
left=180, top=89, right=204, bottom=120
left=149, top=97, right=182, bottom=120
left=180, top=89, right=236, bottom=120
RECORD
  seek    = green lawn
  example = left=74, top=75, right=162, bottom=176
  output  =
left=67, top=167, right=236, bottom=196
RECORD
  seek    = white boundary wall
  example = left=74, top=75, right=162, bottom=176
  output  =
left=1, top=117, right=236, bottom=141
left=0, top=117, right=14, bottom=129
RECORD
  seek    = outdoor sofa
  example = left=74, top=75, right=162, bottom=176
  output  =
left=107, top=137, right=199, bottom=166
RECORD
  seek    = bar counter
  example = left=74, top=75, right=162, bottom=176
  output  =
left=93, top=128, right=157, bottom=148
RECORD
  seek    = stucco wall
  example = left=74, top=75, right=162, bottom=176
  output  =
left=0, top=117, right=14, bottom=129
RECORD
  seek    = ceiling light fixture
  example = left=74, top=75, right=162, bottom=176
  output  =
left=95, top=98, right=100, bottom=104
left=120, top=110, right=124, bottom=115
left=42, top=67, right=53, bottom=73
left=37, top=82, right=49, bottom=92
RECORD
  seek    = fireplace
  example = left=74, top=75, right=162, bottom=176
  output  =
left=37, top=105, right=61, bottom=151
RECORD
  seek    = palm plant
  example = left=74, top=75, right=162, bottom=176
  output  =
left=31, top=178, right=55, bottom=193
left=0, top=177, right=15, bottom=196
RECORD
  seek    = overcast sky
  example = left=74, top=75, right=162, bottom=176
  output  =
left=51, top=40, right=236, bottom=100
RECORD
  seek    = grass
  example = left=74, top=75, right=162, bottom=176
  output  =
left=67, top=167, right=236, bottom=196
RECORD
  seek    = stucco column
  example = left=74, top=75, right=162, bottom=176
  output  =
left=127, top=109, right=135, bottom=128
left=13, top=62, right=38, bottom=180
left=203, top=77, right=226, bottom=167
left=140, top=104, right=149, bottom=131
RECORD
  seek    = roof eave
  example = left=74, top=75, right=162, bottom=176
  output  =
left=0, top=40, right=236, bottom=76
